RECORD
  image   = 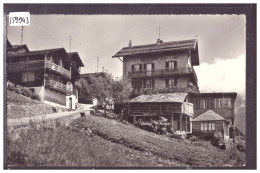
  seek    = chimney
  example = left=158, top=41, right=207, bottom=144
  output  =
left=129, top=40, right=132, bottom=48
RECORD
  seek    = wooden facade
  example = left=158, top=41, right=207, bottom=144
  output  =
left=7, top=41, right=84, bottom=109
left=128, top=93, right=194, bottom=133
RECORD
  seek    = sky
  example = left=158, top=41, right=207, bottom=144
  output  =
left=7, top=14, right=246, bottom=98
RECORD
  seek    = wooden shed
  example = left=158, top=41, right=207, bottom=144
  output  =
left=128, top=93, right=194, bottom=132
left=191, top=110, right=230, bottom=137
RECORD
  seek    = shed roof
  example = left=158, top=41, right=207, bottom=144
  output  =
left=68, top=52, right=84, bottom=67
left=191, top=92, right=237, bottom=99
left=8, top=48, right=65, bottom=57
left=8, top=44, right=29, bottom=52
left=130, top=93, right=188, bottom=103
left=112, top=39, right=199, bottom=65
left=192, top=110, right=227, bottom=122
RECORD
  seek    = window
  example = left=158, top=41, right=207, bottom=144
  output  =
left=200, top=99, right=205, bottom=109
left=166, top=78, right=177, bottom=88
left=22, top=72, right=35, bottom=82
left=201, top=122, right=215, bottom=131
left=195, top=99, right=200, bottom=109
left=144, top=80, right=154, bottom=89
left=132, top=64, right=142, bottom=72
left=166, top=61, right=177, bottom=70
left=219, top=98, right=232, bottom=108
left=132, top=81, right=142, bottom=89
left=205, top=99, right=211, bottom=109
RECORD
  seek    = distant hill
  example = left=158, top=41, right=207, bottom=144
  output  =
left=234, top=94, right=245, bottom=135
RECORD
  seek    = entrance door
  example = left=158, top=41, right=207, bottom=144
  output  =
left=69, top=98, right=72, bottom=110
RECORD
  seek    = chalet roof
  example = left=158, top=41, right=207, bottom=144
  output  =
left=191, top=92, right=237, bottom=99
left=7, top=44, right=30, bottom=52
left=8, top=48, right=65, bottom=57
left=192, top=110, right=228, bottom=122
left=7, top=40, right=12, bottom=49
left=68, top=52, right=84, bottom=67
left=81, top=72, right=105, bottom=78
left=129, top=93, right=188, bottom=103
left=112, top=39, right=199, bottom=65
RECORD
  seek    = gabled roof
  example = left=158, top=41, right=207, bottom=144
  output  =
left=7, top=40, right=12, bottom=49
left=8, top=48, right=71, bottom=63
left=191, top=92, right=237, bottom=99
left=68, top=52, right=84, bottom=67
left=112, top=39, right=199, bottom=65
left=8, top=48, right=65, bottom=57
left=130, top=93, right=188, bottom=103
left=192, top=110, right=228, bottom=122
left=8, top=44, right=30, bottom=53
left=81, top=72, right=105, bottom=78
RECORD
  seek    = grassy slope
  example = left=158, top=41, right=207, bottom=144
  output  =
left=71, top=115, right=245, bottom=167
left=7, top=114, right=245, bottom=167
left=7, top=91, right=55, bottom=119
left=7, top=125, right=183, bottom=167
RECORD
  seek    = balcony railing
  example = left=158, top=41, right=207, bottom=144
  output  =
left=7, top=60, right=45, bottom=72
left=129, top=104, right=182, bottom=116
left=129, top=67, right=197, bottom=80
left=131, top=86, right=200, bottom=97
left=129, top=102, right=193, bottom=117
left=46, top=60, right=71, bottom=79
left=45, top=80, right=72, bottom=93
left=182, top=102, right=194, bottom=116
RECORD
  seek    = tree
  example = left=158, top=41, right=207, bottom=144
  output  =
left=80, top=72, right=132, bottom=116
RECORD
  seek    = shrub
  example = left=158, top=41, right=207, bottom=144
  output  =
left=189, top=135, right=198, bottom=142
left=30, top=93, right=41, bottom=101
left=21, top=87, right=32, bottom=97
left=7, top=81, right=15, bottom=91
left=15, top=87, right=23, bottom=95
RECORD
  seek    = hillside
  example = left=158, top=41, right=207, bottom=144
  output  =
left=8, top=113, right=245, bottom=167
left=7, top=91, right=66, bottom=119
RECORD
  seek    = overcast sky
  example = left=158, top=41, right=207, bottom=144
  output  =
left=7, top=15, right=246, bottom=97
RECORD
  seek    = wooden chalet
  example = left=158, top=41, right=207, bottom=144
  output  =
left=190, top=92, right=237, bottom=138
left=7, top=42, right=84, bottom=110
left=128, top=93, right=194, bottom=133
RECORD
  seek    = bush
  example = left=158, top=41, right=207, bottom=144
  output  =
left=15, top=87, right=23, bottom=95
left=189, top=135, right=198, bottom=142
left=7, top=81, right=15, bottom=91
left=21, top=87, right=32, bottom=97
left=30, top=93, right=41, bottom=101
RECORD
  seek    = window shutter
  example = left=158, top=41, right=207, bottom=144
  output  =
left=152, top=63, right=155, bottom=70
left=152, top=80, right=155, bottom=88
left=132, top=65, right=134, bottom=71
left=165, top=79, right=169, bottom=88
left=139, top=64, right=142, bottom=71
left=174, top=61, right=177, bottom=69
left=166, top=62, right=169, bottom=69
left=144, top=64, right=146, bottom=70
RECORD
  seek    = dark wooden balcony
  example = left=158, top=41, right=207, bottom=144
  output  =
left=45, top=80, right=72, bottom=93
left=7, top=60, right=71, bottom=79
left=129, top=102, right=194, bottom=117
left=7, top=60, right=45, bottom=72
left=46, top=60, right=71, bottom=79
left=129, top=67, right=197, bottom=81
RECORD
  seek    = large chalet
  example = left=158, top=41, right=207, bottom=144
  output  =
left=113, top=39, right=237, bottom=138
left=7, top=40, right=84, bottom=110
